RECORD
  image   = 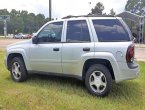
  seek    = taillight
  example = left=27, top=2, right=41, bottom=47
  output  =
left=126, top=44, right=135, bottom=63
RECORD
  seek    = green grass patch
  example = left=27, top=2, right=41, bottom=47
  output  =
left=0, top=36, right=11, bottom=39
left=0, top=36, right=5, bottom=38
left=0, top=51, right=145, bottom=110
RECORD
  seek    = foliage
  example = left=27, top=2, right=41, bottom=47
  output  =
left=0, top=50, right=145, bottom=110
left=0, top=9, right=50, bottom=35
left=109, top=9, right=116, bottom=16
left=125, top=0, right=145, bottom=15
left=89, top=2, right=116, bottom=16
left=125, top=0, right=145, bottom=37
left=90, top=2, right=105, bottom=15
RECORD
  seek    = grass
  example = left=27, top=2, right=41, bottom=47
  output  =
left=0, top=50, right=145, bottom=110
left=0, top=36, right=11, bottom=39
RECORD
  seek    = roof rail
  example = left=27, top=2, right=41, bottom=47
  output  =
left=62, top=14, right=115, bottom=19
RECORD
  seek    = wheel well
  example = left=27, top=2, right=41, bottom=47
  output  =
left=7, top=53, right=24, bottom=70
left=82, top=59, right=115, bottom=81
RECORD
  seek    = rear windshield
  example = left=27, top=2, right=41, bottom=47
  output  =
left=92, top=19, right=131, bottom=42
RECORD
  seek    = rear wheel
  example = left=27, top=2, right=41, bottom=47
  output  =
left=85, top=64, right=112, bottom=97
left=10, top=57, right=28, bottom=82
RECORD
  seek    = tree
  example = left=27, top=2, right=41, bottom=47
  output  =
left=0, top=9, right=9, bottom=15
left=36, top=14, right=45, bottom=29
left=90, top=2, right=105, bottom=15
left=109, top=9, right=116, bottom=15
left=0, top=9, right=50, bottom=35
left=125, top=0, right=145, bottom=15
left=0, top=9, right=10, bottom=35
left=11, top=9, right=18, bottom=16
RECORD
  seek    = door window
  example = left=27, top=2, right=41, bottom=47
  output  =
left=37, top=22, right=63, bottom=43
left=66, top=20, right=91, bottom=42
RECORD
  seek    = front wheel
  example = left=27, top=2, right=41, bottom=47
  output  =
left=10, top=57, right=28, bottom=82
left=85, top=64, right=112, bottom=97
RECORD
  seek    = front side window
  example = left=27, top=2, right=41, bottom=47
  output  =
left=92, top=19, right=131, bottom=42
left=37, top=22, right=63, bottom=43
left=66, top=20, right=91, bottom=42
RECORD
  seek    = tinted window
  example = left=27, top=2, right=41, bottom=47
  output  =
left=66, top=20, right=91, bottom=42
left=38, top=22, right=63, bottom=43
left=92, top=19, right=131, bottom=42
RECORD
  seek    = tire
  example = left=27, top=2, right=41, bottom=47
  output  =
left=85, top=64, right=112, bottom=97
left=10, top=57, right=28, bottom=82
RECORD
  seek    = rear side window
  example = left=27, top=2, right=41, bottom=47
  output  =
left=92, top=19, right=131, bottom=42
left=66, top=20, right=91, bottom=42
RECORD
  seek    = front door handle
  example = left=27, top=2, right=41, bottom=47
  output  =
left=53, top=48, right=59, bottom=51
left=83, top=47, right=90, bottom=52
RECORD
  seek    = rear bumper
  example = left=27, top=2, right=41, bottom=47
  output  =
left=117, top=65, right=139, bottom=83
left=113, top=61, right=139, bottom=83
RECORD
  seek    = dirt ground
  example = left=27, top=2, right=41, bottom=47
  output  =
left=135, top=47, right=145, bottom=61
left=0, top=39, right=24, bottom=49
left=0, top=38, right=145, bottom=61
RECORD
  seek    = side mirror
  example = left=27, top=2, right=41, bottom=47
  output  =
left=32, top=36, right=38, bottom=44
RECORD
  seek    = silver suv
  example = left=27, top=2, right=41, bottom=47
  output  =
left=5, top=16, right=139, bottom=97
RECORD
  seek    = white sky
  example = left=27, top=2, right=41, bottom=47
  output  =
left=0, top=0, right=128, bottom=18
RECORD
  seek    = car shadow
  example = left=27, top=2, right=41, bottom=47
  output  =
left=28, top=74, right=84, bottom=87
left=6, top=74, right=142, bottom=101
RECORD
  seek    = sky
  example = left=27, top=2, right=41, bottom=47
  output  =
left=0, top=0, right=128, bottom=18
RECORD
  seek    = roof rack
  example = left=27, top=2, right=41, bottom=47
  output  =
left=62, top=14, right=115, bottom=19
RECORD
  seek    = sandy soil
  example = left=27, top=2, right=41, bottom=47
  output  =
left=0, top=39, right=25, bottom=49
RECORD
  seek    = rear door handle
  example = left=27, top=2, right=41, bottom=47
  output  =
left=53, top=48, right=59, bottom=51
left=83, top=47, right=90, bottom=51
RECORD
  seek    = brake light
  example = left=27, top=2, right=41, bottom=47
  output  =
left=126, top=44, right=135, bottom=63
